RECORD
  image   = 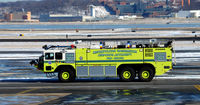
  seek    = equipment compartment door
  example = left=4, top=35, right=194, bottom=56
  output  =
left=144, top=48, right=154, bottom=62
left=75, top=48, right=87, bottom=64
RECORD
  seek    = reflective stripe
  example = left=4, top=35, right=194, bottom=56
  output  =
left=76, top=59, right=154, bottom=63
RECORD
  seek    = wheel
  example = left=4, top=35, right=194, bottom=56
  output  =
left=119, top=66, right=136, bottom=82
left=58, top=68, right=75, bottom=82
left=138, top=67, right=154, bottom=82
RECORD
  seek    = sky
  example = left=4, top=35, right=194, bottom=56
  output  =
left=0, top=0, right=40, bottom=2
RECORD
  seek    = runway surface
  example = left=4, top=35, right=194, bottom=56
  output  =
left=1, top=79, right=200, bottom=105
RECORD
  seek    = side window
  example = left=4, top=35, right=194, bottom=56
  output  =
left=66, top=53, right=75, bottom=63
left=154, top=52, right=166, bottom=61
left=55, top=52, right=63, bottom=60
left=45, top=53, right=54, bottom=60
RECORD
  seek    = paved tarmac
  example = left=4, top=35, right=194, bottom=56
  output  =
left=0, top=79, right=200, bottom=105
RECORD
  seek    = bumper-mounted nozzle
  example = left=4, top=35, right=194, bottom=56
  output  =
left=30, top=59, right=37, bottom=66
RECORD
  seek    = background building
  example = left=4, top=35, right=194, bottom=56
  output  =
left=4, top=11, right=31, bottom=22
left=89, top=5, right=110, bottom=18
left=175, top=10, right=200, bottom=18
left=39, top=14, right=84, bottom=22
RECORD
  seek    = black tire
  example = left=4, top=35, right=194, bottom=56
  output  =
left=58, top=68, right=75, bottom=82
left=138, top=67, right=154, bottom=82
left=119, top=66, right=136, bottom=82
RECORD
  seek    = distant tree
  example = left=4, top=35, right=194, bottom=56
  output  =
left=0, top=0, right=101, bottom=15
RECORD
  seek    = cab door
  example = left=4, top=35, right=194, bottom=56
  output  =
left=44, top=52, right=55, bottom=72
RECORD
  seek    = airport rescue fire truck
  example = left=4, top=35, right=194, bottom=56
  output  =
left=30, top=40, right=173, bottom=82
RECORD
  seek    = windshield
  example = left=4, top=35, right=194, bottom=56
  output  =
left=45, top=53, right=54, bottom=60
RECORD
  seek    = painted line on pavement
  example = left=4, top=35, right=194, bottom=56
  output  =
left=194, top=85, right=200, bottom=91
left=16, top=88, right=38, bottom=95
left=32, top=93, right=71, bottom=105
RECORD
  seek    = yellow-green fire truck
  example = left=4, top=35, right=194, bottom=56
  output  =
left=30, top=41, right=173, bottom=82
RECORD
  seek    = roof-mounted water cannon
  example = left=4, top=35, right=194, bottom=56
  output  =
left=42, top=45, right=51, bottom=50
